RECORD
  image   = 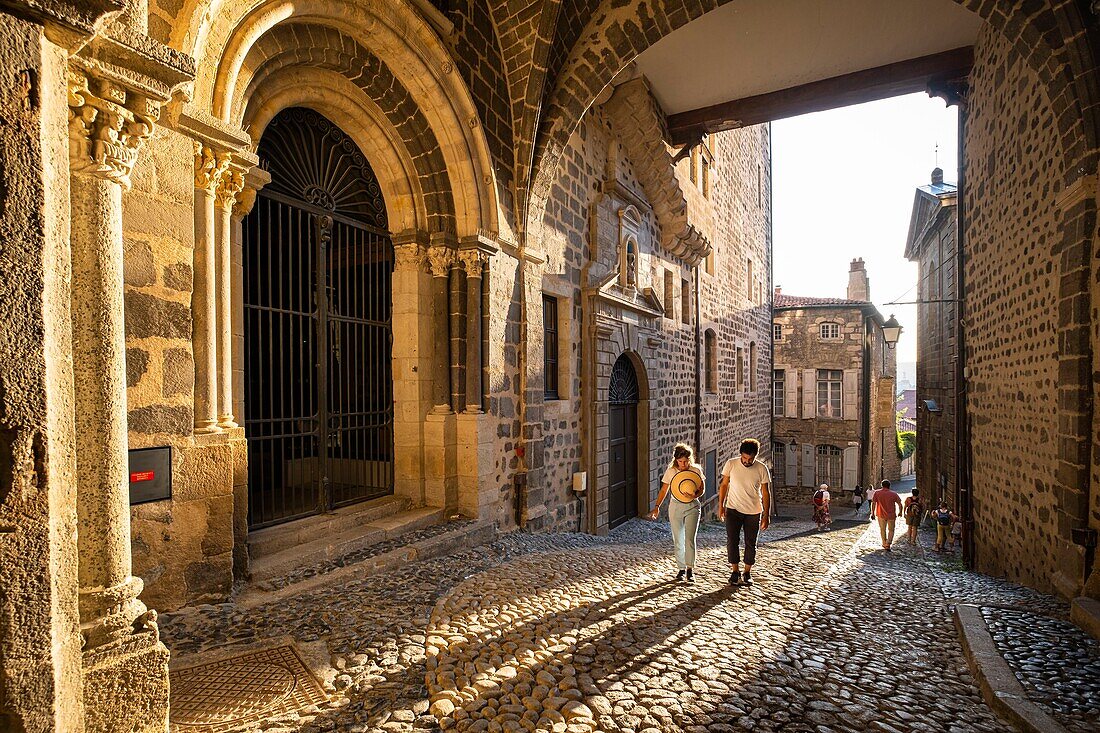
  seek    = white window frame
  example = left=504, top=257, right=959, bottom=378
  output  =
left=816, top=369, right=843, bottom=418
left=773, top=323, right=783, bottom=341
left=819, top=322, right=841, bottom=340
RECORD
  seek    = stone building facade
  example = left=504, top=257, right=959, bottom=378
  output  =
left=904, top=169, right=958, bottom=513
left=771, top=261, right=901, bottom=506
left=3, top=1, right=1100, bottom=731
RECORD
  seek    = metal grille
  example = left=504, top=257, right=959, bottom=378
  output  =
left=244, top=108, right=393, bottom=529
left=609, top=354, right=639, bottom=404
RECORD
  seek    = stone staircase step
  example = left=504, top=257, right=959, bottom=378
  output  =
left=247, top=495, right=407, bottom=558
left=237, top=517, right=497, bottom=607
left=248, top=505, right=443, bottom=583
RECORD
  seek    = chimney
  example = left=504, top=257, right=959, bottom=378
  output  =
left=774, top=285, right=782, bottom=297
left=931, top=167, right=944, bottom=185
left=847, top=258, right=870, bottom=301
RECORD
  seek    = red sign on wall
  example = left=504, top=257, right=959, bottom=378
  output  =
left=130, top=471, right=155, bottom=483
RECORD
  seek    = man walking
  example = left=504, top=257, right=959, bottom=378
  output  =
left=718, top=439, right=771, bottom=586
left=872, top=479, right=903, bottom=551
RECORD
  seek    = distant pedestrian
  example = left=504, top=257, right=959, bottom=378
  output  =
left=813, top=483, right=832, bottom=531
left=718, top=438, right=772, bottom=586
left=931, top=501, right=954, bottom=553
left=950, top=518, right=963, bottom=551
left=865, top=484, right=878, bottom=522
left=903, top=489, right=924, bottom=545
left=852, top=484, right=864, bottom=513
left=871, top=479, right=903, bottom=551
left=648, top=443, right=705, bottom=582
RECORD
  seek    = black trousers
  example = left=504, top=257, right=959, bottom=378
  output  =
left=725, top=508, right=761, bottom=566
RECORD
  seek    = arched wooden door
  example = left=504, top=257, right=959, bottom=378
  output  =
left=243, top=108, right=394, bottom=529
left=608, top=354, right=640, bottom=529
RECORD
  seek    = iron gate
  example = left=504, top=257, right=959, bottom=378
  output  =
left=244, top=108, right=394, bottom=529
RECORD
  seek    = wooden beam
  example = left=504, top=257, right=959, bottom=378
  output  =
left=667, top=46, right=973, bottom=144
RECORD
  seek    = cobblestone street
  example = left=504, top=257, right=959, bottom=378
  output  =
left=162, top=509, right=1100, bottom=733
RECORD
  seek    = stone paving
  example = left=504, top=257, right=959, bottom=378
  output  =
left=160, top=509, right=1098, bottom=733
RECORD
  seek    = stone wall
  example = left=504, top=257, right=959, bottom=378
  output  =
left=964, top=24, right=1067, bottom=595
left=911, top=203, right=958, bottom=508
left=534, top=106, right=772, bottom=533
left=0, top=17, right=84, bottom=730
left=123, top=127, right=237, bottom=611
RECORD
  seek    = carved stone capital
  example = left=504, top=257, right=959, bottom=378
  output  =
left=426, top=246, right=455, bottom=278
left=458, top=249, right=486, bottom=278
left=394, top=243, right=428, bottom=273
left=233, top=186, right=258, bottom=219
left=194, top=144, right=228, bottom=195
left=215, top=166, right=245, bottom=210
left=67, top=70, right=158, bottom=188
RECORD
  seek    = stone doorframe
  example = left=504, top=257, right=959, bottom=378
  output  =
left=583, top=322, right=655, bottom=535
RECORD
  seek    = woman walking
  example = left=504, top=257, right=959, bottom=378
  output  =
left=813, top=483, right=832, bottom=531
left=648, top=443, right=705, bottom=582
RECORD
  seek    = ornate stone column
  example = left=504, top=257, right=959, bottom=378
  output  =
left=427, top=246, right=454, bottom=414
left=67, top=69, right=158, bottom=650
left=215, top=164, right=244, bottom=429
left=193, top=145, right=226, bottom=434
left=449, top=263, right=467, bottom=413
left=460, top=250, right=486, bottom=413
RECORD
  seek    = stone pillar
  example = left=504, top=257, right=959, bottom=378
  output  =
left=68, top=66, right=172, bottom=732
left=449, top=265, right=467, bottom=413
left=392, top=239, right=430, bottom=504
left=460, top=250, right=485, bottom=413
left=427, top=246, right=454, bottom=413
left=67, top=70, right=156, bottom=648
left=215, top=165, right=244, bottom=429
left=192, top=145, right=226, bottom=434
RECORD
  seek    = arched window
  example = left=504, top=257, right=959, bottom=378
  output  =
left=704, top=329, right=717, bottom=393
left=815, top=444, right=842, bottom=487
left=749, top=341, right=757, bottom=391
left=624, top=238, right=637, bottom=287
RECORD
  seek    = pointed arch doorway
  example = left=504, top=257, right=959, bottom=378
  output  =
left=243, top=107, right=395, bottom=529
left=608, top=354, right=640, bottom=529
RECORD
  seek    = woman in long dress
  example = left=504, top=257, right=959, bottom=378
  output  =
left=648, top=443, right=705, bottom=582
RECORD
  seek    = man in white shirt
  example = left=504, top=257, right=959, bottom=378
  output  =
left=718, top=438, right=772, bottom=586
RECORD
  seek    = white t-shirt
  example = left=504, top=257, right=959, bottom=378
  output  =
left=720, top=458, right=771, bottom=514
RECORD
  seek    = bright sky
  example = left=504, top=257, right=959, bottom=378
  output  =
left=772, top=92, right=960, bottom=370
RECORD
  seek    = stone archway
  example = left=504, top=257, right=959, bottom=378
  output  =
left=242, top=107, right=395, bottom=529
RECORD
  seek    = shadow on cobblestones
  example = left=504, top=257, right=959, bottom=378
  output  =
left=158, top=517, right=1039, bottom=733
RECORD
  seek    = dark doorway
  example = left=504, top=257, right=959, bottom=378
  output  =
left=608, top=354, right=640, bottom=529
left=243, top=108, right=394, bottom=529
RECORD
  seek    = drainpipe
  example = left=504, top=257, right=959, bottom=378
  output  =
left=694, top=264, right=702, bottom=456
left=955, top=100, right=973, bottom=568
left=860, top=313, right=872, bottom=489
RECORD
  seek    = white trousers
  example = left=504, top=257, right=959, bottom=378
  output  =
left=668, top=499, right=701, bottom=570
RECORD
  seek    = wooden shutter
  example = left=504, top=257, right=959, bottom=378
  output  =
left=801, top=444, right=815, bottom=487
left=802, top=369, right=816, bottom=418
left=842, top=446, right=858, bottom=489
left=785, top=370, right=799, bottom=418
left=785, top=445, right=798, bottom=487
left=843, top=369, right=859, bottom=420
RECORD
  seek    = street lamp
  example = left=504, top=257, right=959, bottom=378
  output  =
left=882, top=314, right=902, bottom=348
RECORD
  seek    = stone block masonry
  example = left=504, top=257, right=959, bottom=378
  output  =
left=964, top=24, right=1072, bottom=597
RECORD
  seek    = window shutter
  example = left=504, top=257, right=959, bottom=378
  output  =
left=842, top=446, right=858, bottom=489
left=785, top=370, right=799, bottom=418
left=785, top=445, right=798, bottom=487
left=801, top=444, right=815, bottom=487
left=802, top=369, right=816, bottom=418
left=843, top=370, right=859, bottom=420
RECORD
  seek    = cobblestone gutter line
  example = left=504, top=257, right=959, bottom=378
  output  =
left=954, top=604, right=1070, bottom=733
